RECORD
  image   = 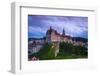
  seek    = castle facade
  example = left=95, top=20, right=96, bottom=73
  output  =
left=46, top=26, right=72, bottom=43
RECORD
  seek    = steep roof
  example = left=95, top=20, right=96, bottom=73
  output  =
left=46, top=28, right=71, bottom=39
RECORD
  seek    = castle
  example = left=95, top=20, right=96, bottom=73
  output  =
left=46, top=26, right=72, bottom=43
left=28, top=26, right=87, bottom=55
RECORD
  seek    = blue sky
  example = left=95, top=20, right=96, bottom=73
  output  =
left=28, top=15, right=88, bottom=39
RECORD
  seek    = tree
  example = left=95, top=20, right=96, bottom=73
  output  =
left=32, top=43, right=56, bottom=60
left=29, top=42, right=88, bottom=60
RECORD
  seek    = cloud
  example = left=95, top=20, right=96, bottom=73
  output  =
left=28, top=26, right=46, bottom=38
left=28, top=15, right=88, bottom=38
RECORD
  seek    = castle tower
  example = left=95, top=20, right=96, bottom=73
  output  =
left=50, top=26, right=52, bottom=30
left=46, top=26, right=52, bottom=43
left=62, top=28, right=65, bottom=36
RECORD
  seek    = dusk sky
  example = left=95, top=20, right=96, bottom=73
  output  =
left=28, top=15, right=88, bottom=39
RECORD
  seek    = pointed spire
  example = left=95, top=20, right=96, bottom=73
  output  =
left=62, top=28, right=65, bottom=35
left=50, top=26, right=52, bottom=30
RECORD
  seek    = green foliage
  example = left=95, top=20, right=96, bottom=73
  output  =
left=57, top=42, right=88, bottom=59
left=29, top=42, right=88, bottom=60
left=30, top=43, right=56, bottom=60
